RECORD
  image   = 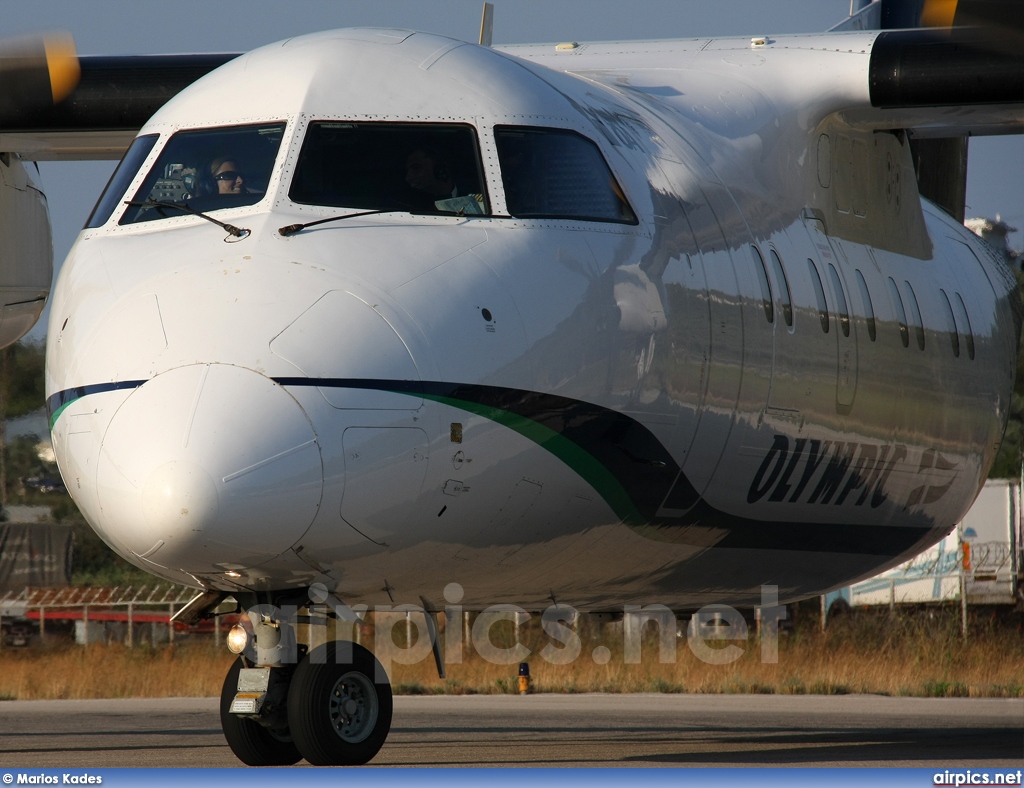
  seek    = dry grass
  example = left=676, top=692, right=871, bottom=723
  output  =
left=0, top=608, right=1021, bottom=701
left=0, top=642, right=235, bottom=700
left=387, top=610, right=1024, bottom=699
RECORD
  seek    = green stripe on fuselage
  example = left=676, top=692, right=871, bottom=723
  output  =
left=417, top=390, right=645, bottom=526
left=48, top=401, right=72, bottom=432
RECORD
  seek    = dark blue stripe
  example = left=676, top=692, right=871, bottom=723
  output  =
left=48, top=375, right=941, bottom=558
left=272, top=377, right=940, bottom=557
left=47, top=380, right=147, bottom=429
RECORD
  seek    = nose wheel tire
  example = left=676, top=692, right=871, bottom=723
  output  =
left=287, top=641, right=393, bottom=765
left=220, top=658, right=302, bottom=766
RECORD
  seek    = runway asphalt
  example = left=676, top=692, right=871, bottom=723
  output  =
left=0, top=693, right=1020, bottom=768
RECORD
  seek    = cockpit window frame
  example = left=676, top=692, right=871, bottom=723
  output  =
left=288, top=120, right=491, bottom=218
left=86, top=134, right=159, bottom=229
left=117, top=120, right=289, bottom=227
left=493, top=125, right=638, bottom=226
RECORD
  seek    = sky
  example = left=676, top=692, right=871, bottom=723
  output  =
left=7, top=0, right=1022, bottom=340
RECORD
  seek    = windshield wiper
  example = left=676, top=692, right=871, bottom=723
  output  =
left=124, top=200, right=250, bottom=238
left=278, top=209, right=403, bottom=237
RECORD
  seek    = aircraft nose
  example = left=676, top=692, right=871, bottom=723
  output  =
left=141, top=460, right=220, bottom=538
left=96, top=364, right=323, bottom=572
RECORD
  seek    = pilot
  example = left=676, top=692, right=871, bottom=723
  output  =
left=209, top=157, right=245, bottom=195
left=404, top=147, right=484, bottom=215
left=405, top=148, right=456, bottom=201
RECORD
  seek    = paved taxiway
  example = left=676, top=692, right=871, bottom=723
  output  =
left=0, top=694, right=1020, bottom=767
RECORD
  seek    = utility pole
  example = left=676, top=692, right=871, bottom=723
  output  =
left=0, top=346, right=9, bottom=508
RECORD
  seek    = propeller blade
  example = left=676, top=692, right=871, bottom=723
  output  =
left=0, top=32, right=80, bottom=117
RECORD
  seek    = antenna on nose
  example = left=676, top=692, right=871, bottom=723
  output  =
left=479, top=3, right=494, bottom=47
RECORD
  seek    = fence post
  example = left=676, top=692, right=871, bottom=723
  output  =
left=127, top=603, right=134, bottom=648
left=959, top=573, right=968, bottom=640
left=213, top=613, right=220, bottom=648
left=819, top=596, right=827, bottom=631
left=39, top=606, right=45, bottom=644
left=168, top=603, right=175, bottom=645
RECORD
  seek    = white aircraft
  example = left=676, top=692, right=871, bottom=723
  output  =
left=0, top=0, right=1021, bottom=766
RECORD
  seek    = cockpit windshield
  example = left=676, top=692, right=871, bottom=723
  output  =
left=494, top=126, right=636, bottom=224
left=120, top=122, right=286, bottom=225
left=290, top=122, right=489, bottom=216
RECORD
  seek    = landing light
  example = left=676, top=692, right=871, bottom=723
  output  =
left=226, top=624, right=250, bottom=654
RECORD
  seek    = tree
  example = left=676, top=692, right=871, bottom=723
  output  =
left=988, top=266, right=1024, bottom=480
left=0, top=339, right=47, bottom=506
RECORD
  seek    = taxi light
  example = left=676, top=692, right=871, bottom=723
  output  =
left=226, top=624, right=250, bottom=654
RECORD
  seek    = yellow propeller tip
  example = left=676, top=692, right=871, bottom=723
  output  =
left=43, top=32, right=80, bottom=103
left=921, top=0, right=959, bottom=28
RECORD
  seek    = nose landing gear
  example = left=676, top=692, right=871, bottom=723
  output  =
left=220, top=628, right=393, bottom=765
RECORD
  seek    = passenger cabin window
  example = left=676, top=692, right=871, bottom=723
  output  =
left=854, top=269, right=876, bottom=342
left=494, top=126, right=636, bottom=224
left=808, top=259, right=830, bottom=334
left=827, top=263, right=851, bottom=338
left=750, top=246, right=774, bottom=324
left=939, top=289, right=960, bottom=358
left=290, top=122, right=489, bottom=216
left=902, top=281, right=925, bottom=351
left=952, top=292, right=976, bottom=360
left=768, top=250, right=793, bottom=328
left=887, top=277, right=910, bottom=348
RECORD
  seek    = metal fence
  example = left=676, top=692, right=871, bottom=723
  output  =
left=0, top=585, right=226, bottom=647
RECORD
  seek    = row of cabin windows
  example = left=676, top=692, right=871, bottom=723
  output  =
left=749, top=244, right=974, bottom=360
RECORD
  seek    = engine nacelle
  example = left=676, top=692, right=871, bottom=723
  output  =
left=0, top=155, right=52, bottom=348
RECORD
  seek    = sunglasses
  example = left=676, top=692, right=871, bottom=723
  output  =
left=214, top=170, right=242, bottom=182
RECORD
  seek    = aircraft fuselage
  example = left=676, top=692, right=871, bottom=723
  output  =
left=45, top=29, right=1019, bottom=611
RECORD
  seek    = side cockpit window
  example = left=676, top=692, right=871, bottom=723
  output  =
left=290, top=122, right=489, bottom=216
left=494, top=126, right=636, bottom=224
left=86, top=134, right=158, bottom=228
left=119, top=122, right=286, bottom=225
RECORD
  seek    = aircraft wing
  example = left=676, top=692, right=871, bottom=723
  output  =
left=0, top=21, right=1019, bottom=162
left=499, top=24, right=1020, bottom=222
left=502, top=26, right=1022, bottom=141
left=0, top=52, right=237, bottom=160
left=849, top=27, right=1023, bottom=137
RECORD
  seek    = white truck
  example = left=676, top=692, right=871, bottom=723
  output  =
left=825, top=479, right=1023, bottom=612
